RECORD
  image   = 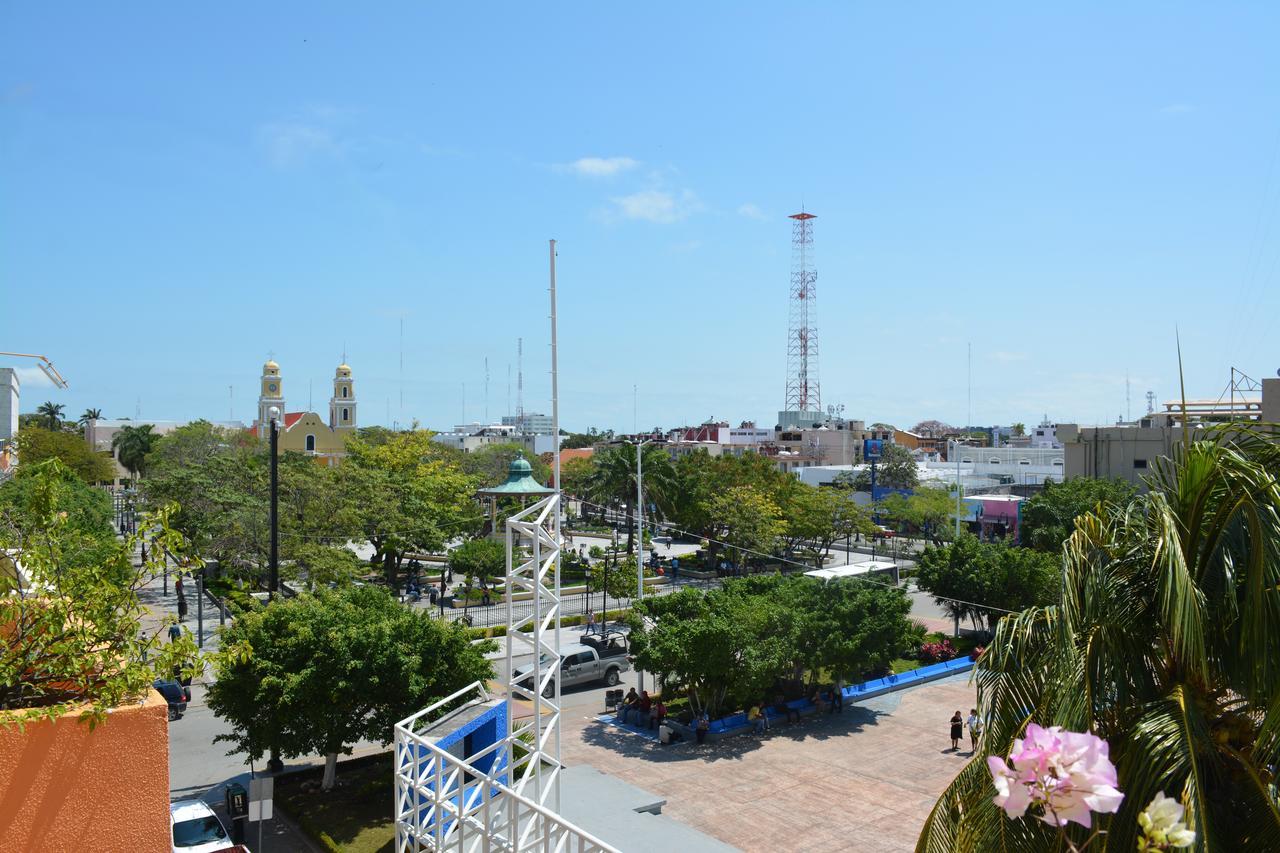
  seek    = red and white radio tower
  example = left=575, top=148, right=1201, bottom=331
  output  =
left=784, top=212, right=820, bottom=415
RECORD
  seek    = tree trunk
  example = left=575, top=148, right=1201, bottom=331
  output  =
left=625, top=499, right=635, bottom=554
left=322, top=752, right=338, bottom=791
left=384, top=552, right=396, bottom=590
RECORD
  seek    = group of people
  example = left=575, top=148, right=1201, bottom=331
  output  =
left=949, top=708, right=984, bottom=751
left=616, top=688, right=667, bottom=732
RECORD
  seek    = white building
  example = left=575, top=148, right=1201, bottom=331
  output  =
left=0, top=368, right=18, bottom=473
left=501, top=412, right=554, bottom=435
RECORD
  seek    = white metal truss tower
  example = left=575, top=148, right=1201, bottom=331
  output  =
left=784, top=212, right=821, bottom=414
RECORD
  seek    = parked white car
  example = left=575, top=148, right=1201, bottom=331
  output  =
left=170, top=799, right=234, bottom=853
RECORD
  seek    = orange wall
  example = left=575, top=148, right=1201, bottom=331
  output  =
left=0, top=688, right=170, bottom=852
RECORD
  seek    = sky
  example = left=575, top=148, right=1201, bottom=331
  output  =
left=4, top=4, right=1280, bottom=433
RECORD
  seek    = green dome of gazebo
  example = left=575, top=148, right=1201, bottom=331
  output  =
left=476, top=457, right=555, bottom=497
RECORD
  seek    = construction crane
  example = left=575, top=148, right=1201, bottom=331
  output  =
left=0, top=351, right=69, bottom=388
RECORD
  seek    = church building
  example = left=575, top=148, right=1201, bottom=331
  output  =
left=251, top=359, right=358, bottom=465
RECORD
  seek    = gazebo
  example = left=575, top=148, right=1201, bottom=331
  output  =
left=476, top=457, right=555, bottom=536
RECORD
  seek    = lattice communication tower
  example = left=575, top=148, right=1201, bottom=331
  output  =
left=785, top=212, right=821, bottom=413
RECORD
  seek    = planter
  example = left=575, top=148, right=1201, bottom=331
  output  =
left=0, top=690, right=170, bottom=850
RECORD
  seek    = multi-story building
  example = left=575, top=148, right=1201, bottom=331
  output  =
left=0, top=368, right=18, bottom=473
left=501, top=412, right=554, bottom=435
left=87, top=418, right=248, bottom=486
left=1059, top=376, right=1279, bottom=489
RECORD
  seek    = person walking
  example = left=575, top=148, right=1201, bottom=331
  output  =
left=831, top=680, right=844, bottom=714
left=168, top=623, right=182, bottom=643
left=949, top=710, right=964, bottom=751
left=586, top=611, right=597, bottom=636
left=966, top=708, right=983, bottom=752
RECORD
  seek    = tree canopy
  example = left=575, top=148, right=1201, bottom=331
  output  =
left=630, top=574, right=917, bottom=717
left=0, top=460, right=200, bottom=725
left=15, top=425, right=115, bottom=483
left=1019, top=476, right=1137, bottom=553
left=914, top=533, right=1059, bottom=633
left=207, top=585, right=493, bottom=789
left=448, top=537, right=505, bottom=587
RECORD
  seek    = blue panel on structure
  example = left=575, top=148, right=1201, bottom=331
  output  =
left=409, top=700, right=511, bottom=840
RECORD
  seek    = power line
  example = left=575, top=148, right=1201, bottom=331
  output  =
left=573, top=497, right=1020, bottom=617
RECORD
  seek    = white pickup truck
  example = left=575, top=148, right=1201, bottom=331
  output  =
left=513, top=642, right=631, bottom=698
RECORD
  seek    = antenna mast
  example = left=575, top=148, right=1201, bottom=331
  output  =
left=484, top=357, right=490, bottom=425
left=784, top=212, right=821, bottom=415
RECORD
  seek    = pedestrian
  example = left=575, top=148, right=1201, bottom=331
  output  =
left=748, top=703, right=768, bottom=735
left=174, top=575, right=184, bottom=598
left=649, top=699, right=667, bottom=731
left=586, top=611, right=597, bottom=636
left=636, top=690, right=652, bottom=727
left=168, top=623, right=181, bottom=643
left=966, top=708, right=983, bottom=752
left=949, top=710, right=963, bottom=751
left=177, top=593, right=188, bottom=623
left=140, top=542, right=147, bottom=563
left=831, top=680, right=844, bottom=714
left=695, top=711, right=710, bottom=745
left=618, top=687, right=639, bottom=723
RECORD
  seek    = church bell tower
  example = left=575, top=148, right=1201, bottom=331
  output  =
left=257, top=359, right=285, bottom=430
left=330, top=363, right=356, bottom=431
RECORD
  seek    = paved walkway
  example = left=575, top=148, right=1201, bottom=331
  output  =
left=559, top=674, right=978, bottom=852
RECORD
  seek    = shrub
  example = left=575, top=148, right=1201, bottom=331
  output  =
left=919, top=638, right=957, bottom=663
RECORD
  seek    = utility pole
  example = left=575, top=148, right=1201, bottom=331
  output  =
left=267, top=405, right=282, bottom=774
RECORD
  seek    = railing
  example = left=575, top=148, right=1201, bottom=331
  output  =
left=393, top=683, right=617, bottom=853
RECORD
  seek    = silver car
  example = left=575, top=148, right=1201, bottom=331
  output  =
left=513, top=643, right=630, bottom=698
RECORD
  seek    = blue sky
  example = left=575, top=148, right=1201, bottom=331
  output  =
left=4, top=4, right=1279, bottom=432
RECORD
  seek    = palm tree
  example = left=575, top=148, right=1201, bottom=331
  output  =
left=916, top=426, right=1280, bottom=852
left=588, top=443, right=677, bottom=553
left=112, top=424, right=158, bottom=481
left=35, top=401, right=65, bottom=431
left=78, top=408, right=103, bottom=429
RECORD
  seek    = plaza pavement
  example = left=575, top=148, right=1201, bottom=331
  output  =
left=558, top=673, right=978, bottom=853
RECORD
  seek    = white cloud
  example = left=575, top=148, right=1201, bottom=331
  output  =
left=737, top=203, right=767, bottom=220
left=1159, top=103, right=1194, bottom=115
left=559, top=156, right=639, bottom=178
left=257, top=120, right=342, bottom=167
left=609, top=189, right=701, bottom=224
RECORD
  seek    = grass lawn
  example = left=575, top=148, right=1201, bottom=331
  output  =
left=275, top=752, right=395, bottom=853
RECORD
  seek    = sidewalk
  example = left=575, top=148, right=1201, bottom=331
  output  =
left=133, top=542, right=225, bottom=682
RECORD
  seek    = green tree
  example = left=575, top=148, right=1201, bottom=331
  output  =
left=670, top=450, right=790, bottom=538
left=1010, top=422, right=1026, bottom=437
left=340, top=431, right=481, bottom=588
left=15, top=425, right=115, bottom=483
left=448, top=537, right=505, bottom=588
left=779, top=484, right=875, bottom=562
left=558, top=455, right=595, bottom=498
left=1019, top=476, right=1137, bottom=552
left=914, top=534, right=1057, bottom=634
left=77, top=408, right=103, bottom=429
left=589, top=443, right=677, bottom=553
left=35, top=400, right=65, bottom=431
left=112, top=423, right=158, bottom=480
left=918, top=427, right=1280, bottom=852
left=0, top=461, right=201, bottom=725
left=208, top=585, right=494, bottom=790
left=588, top=553, right=639, bottom=612
left=288, top=543, right=364, bottom=590
left=879, top=485, right=958, bottom=545
left=703, top=485, right=785, bottom=562
left=850, top=442, right=919, bottom=491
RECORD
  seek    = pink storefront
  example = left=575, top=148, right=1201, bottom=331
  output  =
left=970, top=494, right=1025, bottom=542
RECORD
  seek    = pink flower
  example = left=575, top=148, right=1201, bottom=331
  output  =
left=988, top=723, right=1124, bottom=828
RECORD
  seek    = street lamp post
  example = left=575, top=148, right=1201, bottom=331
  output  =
left=267, top=406, right=283, bottom=774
